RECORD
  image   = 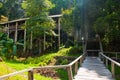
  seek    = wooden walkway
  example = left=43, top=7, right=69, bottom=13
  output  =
left=74, top=57, right=115, bottom=80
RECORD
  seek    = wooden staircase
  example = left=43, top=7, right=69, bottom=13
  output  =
left=86, top=39, right=100, bottom=56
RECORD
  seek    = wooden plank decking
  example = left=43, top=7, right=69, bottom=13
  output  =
left=74, top=57, right=115, bottom=80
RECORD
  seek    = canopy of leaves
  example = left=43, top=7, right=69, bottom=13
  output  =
left=93, top=0, right=120, bottom=51
left=61, top=9, right=74, bottom=36
left=0, top=2, right=2, bottom=8
left=0, top=0, right=24, bottom=20
left=22, top=0, right=54, bottom=17
left=50, top=0, right=73, bottom=15
left=22, top=0, right=55, bottom=38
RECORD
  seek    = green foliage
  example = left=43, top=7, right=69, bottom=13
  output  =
left=34, top=73, right=53, bottom=80
left=93, top=0, right=120, bottom=51
left=94, top=17, right=108, bottom=35
left=0, top=2, right=3, bottom=8
left=73, top=4, right=81, bottom=30
left=0, top=62, right=53, bottom=80
left=61, top=59, right=69, bottom=65
left=56, top=69, right=68, bottom=80
left=0, top=62, right=27, bottom=80
left=0, top=46, right=81, bottom=80
left=21, top=47, right=81, bottom=66
left=22, top=0, right=54, bottom=17
left=22, top=0, right=55, bottom=53
left=0, top=0, right=24, bottom=20
left=0, top=33, right=17, bottom=59
left=68, top=46, right=83, bottom=55
left=50, top=0, right=73, bottom=15
left=61, top=9, right=74, bottom=36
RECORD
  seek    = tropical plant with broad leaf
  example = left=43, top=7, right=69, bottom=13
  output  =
left=0, top=32, right=23, bottom=59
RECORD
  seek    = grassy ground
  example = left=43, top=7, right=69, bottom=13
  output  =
left=0, top=46, right=82, bottom=80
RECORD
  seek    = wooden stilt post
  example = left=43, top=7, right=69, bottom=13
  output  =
left=7, top=24, right=10, bottom=38
left=15, top=22, right=18, bottom=43
left=58, top=18, right=61, bottom=49
left=24, top=28, right=26, bottom=52
left=30, top=31, right=33, bottom=50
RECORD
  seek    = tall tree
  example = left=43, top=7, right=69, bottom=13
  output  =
left=0, top=0, right=24, bottom=20
left=93, top=0, right=120, bottom=51
left=50, top=0, right=74, bottom=15
left=22, top=0, right=55, bottom=54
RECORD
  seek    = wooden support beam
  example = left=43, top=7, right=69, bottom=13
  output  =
left=38, top=39, right=42, bottom=55
left=30, top=31, right=33, bottom=50
left=7, top=24, right=10, bottom=38
left=15, top=22, right=18, bottom=43
left=24, top=28, right=26, bottom=52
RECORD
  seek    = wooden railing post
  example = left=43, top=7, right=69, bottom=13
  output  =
left=111, top=62, right=115, bottom=77
left=67, top=66, right=73, bottom=80
left=75, top=61, right=78, bottom=74
left=28, top=70, right=33, bottom=80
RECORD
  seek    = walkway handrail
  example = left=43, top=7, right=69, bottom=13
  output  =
left=68, top=53, right=86, bottom=66
left=104, top=52, right=120, bottom=54
left=0, top=68, right=33, bottom=80
left=104, top=52, right=120, bottom=60
left=0, top=38, right=87, bottom=80
left=33, top=52, right=87, bottom=80
left=0, top=52, right=87, bottom=80
left=99, top=52, right=120, bottom=77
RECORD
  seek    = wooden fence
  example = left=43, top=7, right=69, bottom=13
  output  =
left=99, top=52, right=120, bottom=77
left=104, top=52, right=120, bottom=60
left=0, top=53, right=87, bottom=80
